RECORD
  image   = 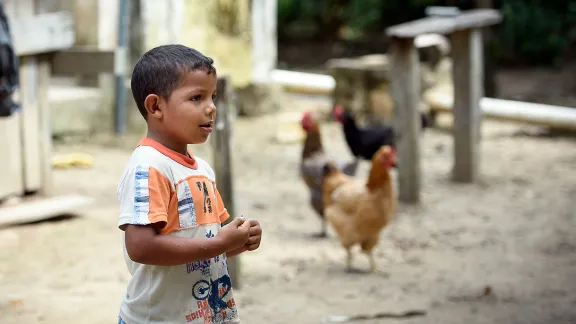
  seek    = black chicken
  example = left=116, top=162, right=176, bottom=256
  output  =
left=333, top=105, right=429, bottom=162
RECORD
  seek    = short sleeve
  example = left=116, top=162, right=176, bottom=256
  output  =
left=213, top=186, right=230, bottom=223
left=117, top=165, right=172, bottom=230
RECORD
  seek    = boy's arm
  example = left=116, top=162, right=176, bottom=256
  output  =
left=118, top=165, right=249, bottom=266
left=226, top=246, right=248, bottom=258
left=125, top=219, right=246, bottom=266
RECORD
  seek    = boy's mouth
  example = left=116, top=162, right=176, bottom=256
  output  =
left=199, top=121, right=213, bottom=133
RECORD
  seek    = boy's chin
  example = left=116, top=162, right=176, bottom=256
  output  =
left=189, top=134, right=210, bottom=144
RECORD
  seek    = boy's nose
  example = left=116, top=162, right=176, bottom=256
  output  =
left=207, top=102, right=216, bottom=115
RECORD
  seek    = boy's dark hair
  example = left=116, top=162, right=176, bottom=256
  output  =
left=131, top=44, right=216, bottom=119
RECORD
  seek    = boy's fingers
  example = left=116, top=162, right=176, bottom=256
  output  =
left=231, top=217, right=245, bottom=227
left=246, top=243, right=260, bottom=250
left=239, top=220, right=251, bottom=229
left=249, top=219, right=259, bottom=226
left=246, top=235, right=260, bottom=244
left=249, top=226, right=262, bottom=235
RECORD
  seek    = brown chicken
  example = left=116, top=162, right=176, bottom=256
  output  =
left=300, top=110, right=359, bottom=238
left=321, top=145, right=397, bottom=272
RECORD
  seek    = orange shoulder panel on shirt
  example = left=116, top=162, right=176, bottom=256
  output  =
left=214, top=187, right=230, bottom=223
left=147, top=167, right=178, bottom=232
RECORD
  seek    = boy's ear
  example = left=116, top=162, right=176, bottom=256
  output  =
left=144, top=94, right=163, bottom=119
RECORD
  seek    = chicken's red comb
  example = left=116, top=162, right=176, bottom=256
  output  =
left=302, top=110, right=313, bottom=120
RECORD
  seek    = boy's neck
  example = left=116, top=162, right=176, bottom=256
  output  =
left=146, top=130, right=189, bottom=157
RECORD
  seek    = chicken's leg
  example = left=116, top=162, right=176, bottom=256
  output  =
left=346, top=248, right=353, bottom=272
left=364, top=251, right=377, bottom=273
left=311, top=219, right=327, bottom=238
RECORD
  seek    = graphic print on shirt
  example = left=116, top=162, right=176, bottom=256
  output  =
left=177, top=176, right=219, bottom=229
left=185, top=231, right=220, bottom=277
left=188, top=273, right=238, bottom=323
left=177, top=180, right=197, bottom=228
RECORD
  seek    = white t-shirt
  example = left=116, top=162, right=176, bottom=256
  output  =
left=117, top=138, right=240, bottom=324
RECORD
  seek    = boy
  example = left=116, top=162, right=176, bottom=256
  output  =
left=116, top=44, right=262, bottom=324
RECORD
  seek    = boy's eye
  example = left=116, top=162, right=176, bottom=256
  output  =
left=212, top=95, right=217, bottom=102
left=191, top=95, right=201, bottom=102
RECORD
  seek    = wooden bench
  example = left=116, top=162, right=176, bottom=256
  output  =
left=386, top=9, right=502, bottom=203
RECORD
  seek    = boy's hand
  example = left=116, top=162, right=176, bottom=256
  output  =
left=244, top=219, right=262, bottom=251
left=217, top=217, right=250, bottom=251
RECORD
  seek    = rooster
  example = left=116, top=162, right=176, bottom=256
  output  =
left=300, top=110, right=359, bottom=238
left=321, top=145, right=397, bottom=272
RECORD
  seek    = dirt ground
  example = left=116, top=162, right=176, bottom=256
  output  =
left=1, top=79, right=576, bottom=323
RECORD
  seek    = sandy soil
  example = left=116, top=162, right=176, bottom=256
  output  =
left=0, top=92, right=576, bottom=324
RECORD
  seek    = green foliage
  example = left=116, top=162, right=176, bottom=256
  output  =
left=494, top=0, right=576, bottom=65
left=276, top=0, right=576, bottom=66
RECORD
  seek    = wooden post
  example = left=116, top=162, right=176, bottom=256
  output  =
left=451, top=29, right=483, bottom=182
left=389, top=38, right=421, bottom=204
left=386, top=9, right=502, bottom=197
left=9, top=0, right=60, bottom=195
left=37, top=55, right=52, bottom=194
left=213, top=76, right=240, bottom=289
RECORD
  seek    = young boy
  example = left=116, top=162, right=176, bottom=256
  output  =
left=116, top=44, right=262, bottom=324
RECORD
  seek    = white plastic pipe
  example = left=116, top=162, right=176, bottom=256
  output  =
left=426, top=90, right=576, bottom=130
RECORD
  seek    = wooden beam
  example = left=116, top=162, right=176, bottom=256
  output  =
left=451, top=29, right=483, bottom=183
left=386, top=9, right=502, bottom=38
left=0, top=194, right=94, bottom=228
left=51, top=47, right=115, bottom=75
left=10, top=11, right=75, bottom=56
left=212, top=76, right=241, bottom=288
left=389, top=38, right=421, bottom=204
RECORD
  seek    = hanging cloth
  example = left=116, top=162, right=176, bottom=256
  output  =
left=0, top=1, right=20, bottom=117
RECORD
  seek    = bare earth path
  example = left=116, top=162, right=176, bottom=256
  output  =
left=0, top=98, right=575, bottom=324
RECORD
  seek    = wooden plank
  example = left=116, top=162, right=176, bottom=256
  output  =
left=0, top=0, right=27, bottom=200
left=19, top=55, right=42, bottom=192
left=37, top=57, right=52, bottom=194
left=213, top=76, right=241, bottom=288
left=16, top=0, right=56, bottom=194
left=0, top=112, right=24, bottom=199
left=451, top=29, right=483, bottom=183
left=386, top=9, right=502, bottom=38
left=51, top=47, right=115, bottom=75
left=389, top=38, right=421, bottom=204
left=0, top=194, right=94, bottom=228
left=12, top=0, right=40, bottom=194
left=425, top=90, right=576, bottom=130
left=9, top=11, right=75, bottom=56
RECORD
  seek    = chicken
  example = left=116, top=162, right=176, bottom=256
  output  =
left=321, top=145, right=397, bottom=272
left=300, top=110, right=359, bottom=238
left=333, top=104, right=429, bottom=163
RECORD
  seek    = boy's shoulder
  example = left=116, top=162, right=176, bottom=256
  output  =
left=125, top=145, right=175, bottom=174
left=119, top=146, right=216, bottom=185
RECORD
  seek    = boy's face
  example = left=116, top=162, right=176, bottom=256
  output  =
left=158, top=69, right=218, bottom=145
